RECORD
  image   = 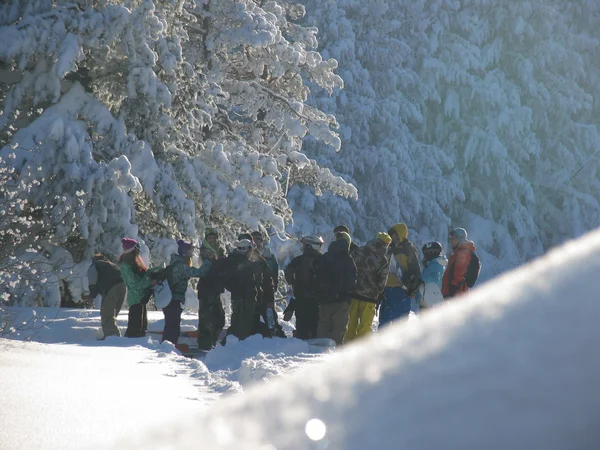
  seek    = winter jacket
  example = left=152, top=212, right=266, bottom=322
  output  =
left=259, top=247, right=279, bottom=291
left=200, top=241, right=225, bottom=262
left=197, top=257, right=227, bottom=299
left=119, top=263, right=154, bottom=307
left=88, top=256, right=122, bottom=298
left=442, top=240, right=476, bottom=298
left=165, top=254, right=212, bottom=302
left=314, top=239, right=357, bottom=304
left=351, top=239, right=390, bottom=304
left=385, top=225, right=421, bottom=294
left=223, top=249, right=275, bottom=306
left=284, top=246, right=322, bottom=299
left=422, top=256, right=447, bottom=288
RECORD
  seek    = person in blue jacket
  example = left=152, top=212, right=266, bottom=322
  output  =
left=415, top=241, right=447, bottom=312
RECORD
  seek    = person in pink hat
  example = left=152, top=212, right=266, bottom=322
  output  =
left=118, top=238, right=159, bottom=337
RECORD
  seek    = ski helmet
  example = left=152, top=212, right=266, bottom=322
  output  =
left=302, top=235, right=324, bottom=251
left=422, top=241, right=443, bottom=259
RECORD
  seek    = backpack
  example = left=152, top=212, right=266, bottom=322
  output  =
left=465, top=251, right=481, bottom=288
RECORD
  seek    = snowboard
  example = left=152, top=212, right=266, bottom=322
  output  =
left=420, top=282, right=444, bottom=308
left=153, top=280, right=172, bottom=309
left=147, top=330, right=199, bottom=339
left=175, top=343, right=209, bottom=359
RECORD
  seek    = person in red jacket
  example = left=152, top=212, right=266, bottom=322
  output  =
left=442, top=228, right=476, bottom=298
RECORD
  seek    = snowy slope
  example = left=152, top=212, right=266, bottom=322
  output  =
left=115, top=229, right=600, bottom=450
left=0, top=310, right=330, bottom=449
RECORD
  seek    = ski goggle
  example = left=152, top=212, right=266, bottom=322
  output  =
left=237, top=244, right=252, bottom=252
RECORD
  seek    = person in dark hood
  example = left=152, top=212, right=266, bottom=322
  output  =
left=222, top=239, right=276, bottom=342
left=314, top=232, right=357, bottom=345
left=196, top=228, right=227, bottom=350
left=333, top=225, right=359, bottom=253
left=161, top=240, right=211, bottom=345
left=283, top=235, right=324, bottom=339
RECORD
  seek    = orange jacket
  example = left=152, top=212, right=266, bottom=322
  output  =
left=442, top=241, right=476, bottom=298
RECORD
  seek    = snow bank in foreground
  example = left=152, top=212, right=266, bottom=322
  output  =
left=116, top=229, right=600, bottom=450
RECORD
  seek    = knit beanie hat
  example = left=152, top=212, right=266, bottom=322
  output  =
left=333, top=225, right=350, bottom=235
left=205, top=228, right=218, bottom=238
left=336, top=231, right=352, bottom=247
left=450, top=227, right=468, bottom=242
left=377, top=232, right=392, bottom=247
left=177, top=239, right=193, bottom=256
left=121, top=238, right=138, bottom=253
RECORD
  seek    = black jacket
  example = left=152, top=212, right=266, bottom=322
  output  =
left=314, top=239, right=357, bottom=304
left=89, top=256, right=122, bottom=298
left=223, top=249, right=275, bottom=305
left=284, top=247, right=322, bottom=299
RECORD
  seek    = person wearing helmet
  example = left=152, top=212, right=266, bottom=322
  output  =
left=197, top=228, right=227, bottom=350
left=314, top=231, right=357, bottom=345
left=379, top=223, right=422, bottom=327
left=283, top=235, right=324, bottom=339
left=344, top=232, right=391, bottom=343
left=222, top=239, right=276, bottom=342
left=415, top=241, right=447, bottom=311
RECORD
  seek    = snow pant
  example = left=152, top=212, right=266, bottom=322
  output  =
left=344, top=298, right=377, bottom=343
left=316, top=301, right=350, bottom=346
left=100, top=282, right=125, bottom=338
left=197, top=295, right=225, bottom=350
left=379, top=287, right=411, bottom=327
left=227, top=294, right=257, bottom=341
left=294, top=298, right=319, bottom=340
left=162, top=299, right=183, bottom=345
left=125, top=303, right=147, bottom=338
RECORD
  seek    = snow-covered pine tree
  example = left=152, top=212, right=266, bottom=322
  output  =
left=0, top=0, right=353, bottom=305
left=298, top=0, right=600, bottom=277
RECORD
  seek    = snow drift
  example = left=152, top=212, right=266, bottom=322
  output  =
left=116, top=228, right=600, bottom=450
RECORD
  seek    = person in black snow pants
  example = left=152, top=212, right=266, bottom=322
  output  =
left=196, top=228, right=227, bottom=350
left=315, top=232, right=357, bottom=345
left=222, top=239, right=276, bottom=342
left=283, top=235, right=324, bottom=339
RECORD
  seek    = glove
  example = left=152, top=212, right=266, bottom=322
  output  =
left=283, top=310, right=293, bottom=321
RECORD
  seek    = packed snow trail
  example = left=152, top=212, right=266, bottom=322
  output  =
left=0, top=308, right=332, bottom=449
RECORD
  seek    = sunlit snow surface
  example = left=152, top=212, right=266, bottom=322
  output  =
left=118, top=229, right=600, bottom=450
left=3, top=229, right=600, bottom=449
left=0, top=309, right=329, bottom=449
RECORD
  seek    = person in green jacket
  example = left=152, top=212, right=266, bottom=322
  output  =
left=119, top=238, right=157, bottom=338
left=161, top=240, right=212, bottom=345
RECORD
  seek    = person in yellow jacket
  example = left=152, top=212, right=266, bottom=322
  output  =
left=344, top=232, right=391, bottom=343
left=379, top=223, right=422, bottom=327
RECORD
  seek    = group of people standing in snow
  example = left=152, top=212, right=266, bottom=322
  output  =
left=88, top=224, right=479, bottom=349
left=284, top=224, right=479, bottom=345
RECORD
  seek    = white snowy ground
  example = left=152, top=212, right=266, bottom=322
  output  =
left=0, top=309, right=329, bottom=449
left=4, top=229, right=600, bottom=449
